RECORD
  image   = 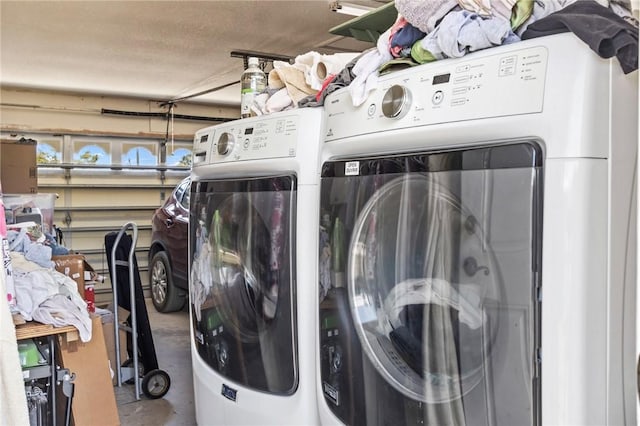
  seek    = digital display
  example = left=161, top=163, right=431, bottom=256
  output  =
left=433, top=73, right=451, bottom=85
left=199, top=134, right=209, bottom=143
left=244, top=127, right=254, bottom=135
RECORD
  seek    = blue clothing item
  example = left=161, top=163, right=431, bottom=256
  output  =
left=24, top=242, right=54, bottom=269
left=44, top=233, right=70, bottom=256
left=419, top=10, right=521, bottom=60
left=7, top=228, right=55, bottom=268
left=391, top=21, right=426, bottom=51
left=7, top=229, right=28, bottom=252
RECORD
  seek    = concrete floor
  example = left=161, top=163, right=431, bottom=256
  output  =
left=114, top=299, right=196, bottom=426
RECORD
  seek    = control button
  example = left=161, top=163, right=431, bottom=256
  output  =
left=432, top=90, right=444, bottom=105
left=454, top=75, right=470, bottom=84
left=243, top=138, right=250, bottom=149
left=367, top=103, right=376, bottom=117
left=217, top=132, right=235, bottom=155
left=453, top=87, right=468, bottom=96
left=499, top=55, right=517, bottom=76
left=451, top=98, right=467, bottom=106
left=382, top=85, right=412, bottom=119
left=456, top=65, right=470, bottom=73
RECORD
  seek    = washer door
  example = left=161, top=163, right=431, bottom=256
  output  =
left=318, top=142, right=542, bottom=425
left=349, top=174, right=493, bottom=403
left=190, top=175, right=297, bottom=394
left=211, top=192, right=281, bottom=342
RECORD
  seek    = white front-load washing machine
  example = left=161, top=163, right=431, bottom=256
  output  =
left=189, top=108, right=323, bottom=425
left=317, top=33, right=637, bottom=426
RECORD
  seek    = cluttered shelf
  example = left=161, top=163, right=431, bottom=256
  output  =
left=14, top=316, right=78, bottom=341
left=3, top=191, right=126, bottom=425
left=15, top=313, right=120, bottom=425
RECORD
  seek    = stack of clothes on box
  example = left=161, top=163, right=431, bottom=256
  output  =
left=294, top=0, right=637, bottom=109
left=4, top=222, right=92, bottom=342
left=8, top=250, right=92, bottom=342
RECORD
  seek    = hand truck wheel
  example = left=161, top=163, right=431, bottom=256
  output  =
left=141, top=369, right=171, bottom=399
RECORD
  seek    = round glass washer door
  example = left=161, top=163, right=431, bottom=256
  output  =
left=209, top=192, right=282, bottom=343
left=348, top=174, right=502, bottom=403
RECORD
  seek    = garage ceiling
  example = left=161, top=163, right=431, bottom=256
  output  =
left=0, top=1, right=384, bottom=107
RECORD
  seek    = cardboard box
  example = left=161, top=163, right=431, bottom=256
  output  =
left=0, top=139, right=37, bottom=194
left=52, top=254, right=100, bottom=300
left=58, top=316, right=120, bottom=426
left=52, top=255, right=86, bottom=298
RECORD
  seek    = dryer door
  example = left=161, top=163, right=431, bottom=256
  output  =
left=319, top=142, right=542, bottom=425
left=190, top=175, right=297, bottom=394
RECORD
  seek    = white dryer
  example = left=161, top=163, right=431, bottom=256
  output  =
left=316, top=33, right=637, bottom=426
left=189, top=108, right=323, bottom=425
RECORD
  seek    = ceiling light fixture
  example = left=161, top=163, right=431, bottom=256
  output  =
left=330, top=1, right=374, bottom=17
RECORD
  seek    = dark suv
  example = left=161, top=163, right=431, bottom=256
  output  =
left=148, top=177, right=190, bottom=312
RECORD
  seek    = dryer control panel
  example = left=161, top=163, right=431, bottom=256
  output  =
left=324, top=44, right=548, bottom=141
left=192, top=114, right=300, bottom=165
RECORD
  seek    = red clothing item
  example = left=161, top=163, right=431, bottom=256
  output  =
left=316, top=73, right=337, bottom=102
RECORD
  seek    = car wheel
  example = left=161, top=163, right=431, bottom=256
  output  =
left=150, top=251, right=185, bottom=313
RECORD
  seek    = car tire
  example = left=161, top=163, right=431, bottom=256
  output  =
left=150, top=251, right=185, bottom=313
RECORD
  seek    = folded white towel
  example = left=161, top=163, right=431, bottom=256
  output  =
left=268, top=62, right=316, bottom=103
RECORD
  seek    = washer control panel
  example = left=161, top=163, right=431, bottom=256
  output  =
left=192, top=114, right=300, bottom=165
left=324, top=44, right=548, bottom=141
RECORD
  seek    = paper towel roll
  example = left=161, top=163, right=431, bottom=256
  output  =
left=294, top=51, right=360, bottom=90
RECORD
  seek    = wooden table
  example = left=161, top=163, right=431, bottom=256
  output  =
left=15, top=320, right=78, bottom=341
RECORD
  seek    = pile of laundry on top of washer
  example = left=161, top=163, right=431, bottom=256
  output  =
left=249, top=51, right=360, bottom=115
left=249, top=0, right=637, bottom=115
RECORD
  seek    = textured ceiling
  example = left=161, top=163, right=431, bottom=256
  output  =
left=0, top=1, right=381, bottom=106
